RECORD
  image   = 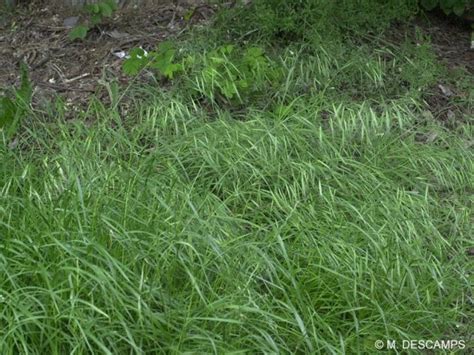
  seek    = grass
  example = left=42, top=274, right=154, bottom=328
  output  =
left=1, top=1, right=473, bottom=353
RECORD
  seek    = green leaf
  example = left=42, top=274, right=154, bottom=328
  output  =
left=129, top=47, right=146, bottom=58
left=221, top=81, right=237, bottom=99
left=159, top=41, right=174, bottom=53
left=221, top=44, right=234, bottom=54
left=122, top=58, right=140, bottom=75
left=85, top=3, right=100, bottom=14
left=69, top=25, right=89, bottom=40
left=98, top=2, right=113, bottom=17
left=105, top=0, right=118, bottom=11
left=440, top=0, right=458, bottom=13
left=452, top=4, right=466, bottom=16
left=245, top=47, right=264, bottom=58
left=123, top=57, right=147, bottom=75
left=91, top=14, right=102, bottom=26
left=443, top=0, right=457, bottom=7
left=420, top=0, right=439, bottom=10
left=162, top=48, right=175, bottom=61
left=161, top=63, right=182, bottom=79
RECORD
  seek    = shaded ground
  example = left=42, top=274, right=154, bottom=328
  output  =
left=0, top=3, right=472, bottom=119
left=381, top=11, right=472, bottom=126
left=415, top=11, right=473, bottom=74
left=0, top=0, right=215, bottom=108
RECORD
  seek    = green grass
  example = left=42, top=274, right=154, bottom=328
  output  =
left=1, top=94, right=472, bottom=353
left=1, top=1, right=473, bottom=353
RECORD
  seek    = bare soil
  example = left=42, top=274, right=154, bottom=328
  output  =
left=387, top=12, right=473, bottom=126
left=0, top=3, right=472, bottom=121
left=0, top=0, right=215, bottom=109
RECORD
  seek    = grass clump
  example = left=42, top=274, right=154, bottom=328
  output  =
left=1, top=91, right=472, bottom=353
left=214, top=0, right=419, bottom=45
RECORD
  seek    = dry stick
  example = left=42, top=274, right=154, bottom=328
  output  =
left=64, top=73, right=91, bottom=83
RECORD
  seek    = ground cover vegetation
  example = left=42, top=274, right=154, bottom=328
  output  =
left=0, top=0, right=473, bottom=353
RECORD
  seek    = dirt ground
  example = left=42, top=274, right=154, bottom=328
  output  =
left=409, top=13, right=473, bottom=126
left=0, top=2, right=472, bottom=117
left=0, top=0, right=215, bottom=109
left=413, top=11, right=473, bottom=74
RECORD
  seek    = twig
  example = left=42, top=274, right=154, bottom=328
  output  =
left=64, top=73, right=91, bottom=84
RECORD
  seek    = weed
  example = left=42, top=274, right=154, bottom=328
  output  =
left=69, top=0, right=118, bottom=40
left=214, top=0, right=419, bottom=45
left=124, top=43, right=282, bottom=107
left=420, top=0, right=473, bottom=16
left=189, top=44, right=282, bottom=105
left=123, top=42, right=183, bottom=79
